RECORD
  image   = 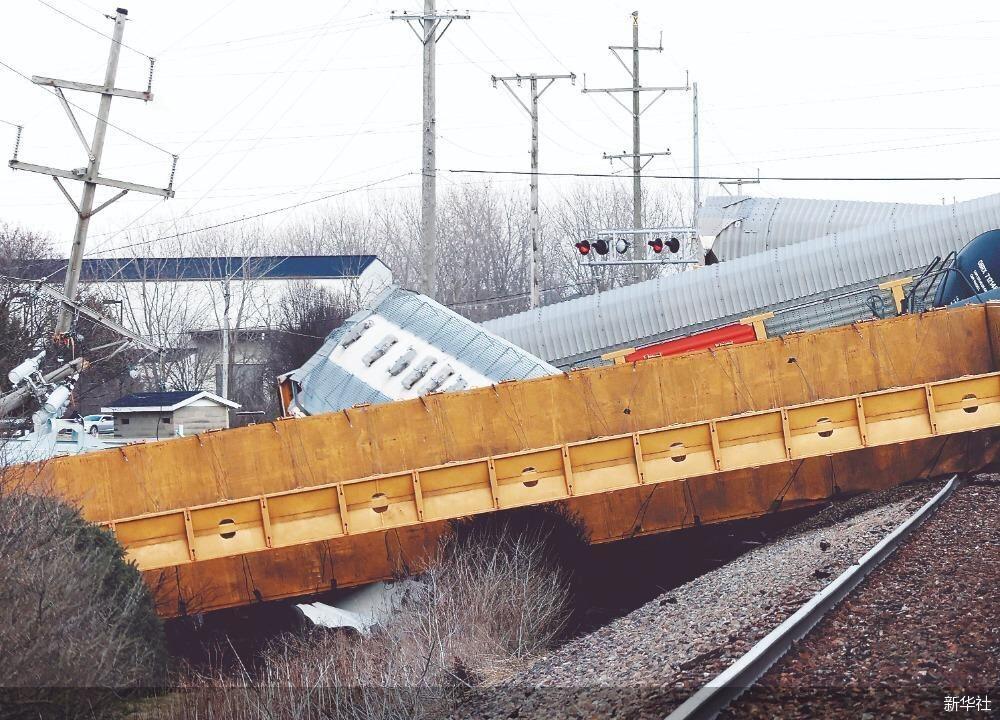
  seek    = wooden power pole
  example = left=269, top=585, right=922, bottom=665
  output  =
left=583, top=11, right=688, bottom=250
left=391, top=1, right=469, bottom=300
left=8, top=7, right=176, bottom=334
left=491, top=72, right=575, bottom=308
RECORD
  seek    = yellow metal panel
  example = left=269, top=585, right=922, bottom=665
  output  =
left=568, top=437, right=640, bottom=495
left=417, top=462, right=494, bottom=520
left=112, top=512, right=189, bottom=569
left=930, top=375, right=1000, bottom=434
left=715, top=411, right=786, bottom=470
left=267, top=487, right=343, bottom=547
left=343, top=474, right=418, bottom=533
left=639, top=423, right=715, bottom=481
left=494, top=448, right=567, bottom=508
left=861, top=388, right=932, bottom=445
left=786, top=399, right=863, bottom=458
left=190, top=499, right=266, bottom=562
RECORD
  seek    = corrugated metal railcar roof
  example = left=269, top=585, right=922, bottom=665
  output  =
left=698, top=195, right=939, bottom=261
left=484, top=192, right=1000, bottom=368
left=290, top=286, right=557, bottom=415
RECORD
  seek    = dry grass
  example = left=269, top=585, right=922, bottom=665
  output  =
left=0, top=471, right=168, bottom=719
left=150, top=510, right=581, bottom=720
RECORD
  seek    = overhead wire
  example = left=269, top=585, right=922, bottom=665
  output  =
left=444, top=168, right=1000, bottom=182
left=86, top=172, right=414, bottom=257
left=0, top=56, right=174, bottom=155
left=35, top=0, right=153, bottom=59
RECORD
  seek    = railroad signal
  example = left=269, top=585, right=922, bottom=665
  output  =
left=649, top=236, right=681, bottom=253
left=614, top=238, right=631, bottom=254
left=576, top=239, right=611, bottom=255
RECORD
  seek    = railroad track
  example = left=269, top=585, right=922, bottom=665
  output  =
left=666, top=474, right=961, bottom=720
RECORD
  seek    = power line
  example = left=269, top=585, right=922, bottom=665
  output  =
left=36, top=0, right=153, bottom=59
left=0, top=56, right=174, bottom=155
left=87, top=172, right=414, bottom=256
left=444, top=168, right=1000, bottom=182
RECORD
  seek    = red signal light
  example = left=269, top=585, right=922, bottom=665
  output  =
left=648, top=238, right=664, bottom=254
left=593, top=239, right=610, bottom=255
left=575, top=240, right=591, bottom=255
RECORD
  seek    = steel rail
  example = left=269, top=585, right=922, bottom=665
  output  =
left=666, top=473, right=960, bottom=720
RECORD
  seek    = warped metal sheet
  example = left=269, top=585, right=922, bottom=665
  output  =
left=290, top=286, right=557, bottom=414
left=699, top=195, right=939, bottom=261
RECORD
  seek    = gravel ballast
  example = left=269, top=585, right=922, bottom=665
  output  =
left=449, top=480, right=945, bottom=720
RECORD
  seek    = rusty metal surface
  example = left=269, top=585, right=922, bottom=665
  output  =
left=11, top=303, right=1000, bottom=617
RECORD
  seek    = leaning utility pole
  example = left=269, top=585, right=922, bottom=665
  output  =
left=9, top=7, right=176, bottom=335
left=583, top=10, right=688, bottom=247
left=491, top=72, right=575, bottom=308
left=391, top=1, right=470, bottom=300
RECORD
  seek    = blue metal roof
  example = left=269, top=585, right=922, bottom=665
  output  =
left=106, top=391, right=201, bottom=407
left=18, top=255, right=378, bottom=282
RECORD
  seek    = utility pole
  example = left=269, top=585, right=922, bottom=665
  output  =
left=9, top=7, right=176, bottom=335
left=491, top=72, right=575, bottom=308
left=391, top=2, right=470, bottom=300
left=583, top=10, right=688, bottom=250
left=221, top=279, right=230, bottom=400
left=692, top=81, right=700, bottom=229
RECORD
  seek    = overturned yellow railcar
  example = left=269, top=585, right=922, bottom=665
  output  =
left=17, top=302, right=1000, bottom=616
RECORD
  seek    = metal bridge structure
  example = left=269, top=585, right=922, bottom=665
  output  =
left=10, top=302, right=1000, bottom=617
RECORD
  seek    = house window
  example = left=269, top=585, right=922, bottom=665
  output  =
left=120, top=418, right=130, bottom=425
left=161, top=416, right=172, bottom=424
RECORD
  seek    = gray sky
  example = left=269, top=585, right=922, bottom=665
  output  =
left=2, top=0, right=999, bottom=256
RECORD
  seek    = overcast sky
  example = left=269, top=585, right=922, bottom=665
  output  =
left=2, top=0, right=999, bottom=256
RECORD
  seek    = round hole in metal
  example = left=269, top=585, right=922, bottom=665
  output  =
left=522, top=467, right=539, bottom=488
left=962, top=393, right=979, bottom=413
left=218, top=518, right=236, bottom=539
left=371, top=492, right=389, bottom=513
left=816, top=417, right=834, bottom=438
left=669, top=441, right=687, bottom=462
